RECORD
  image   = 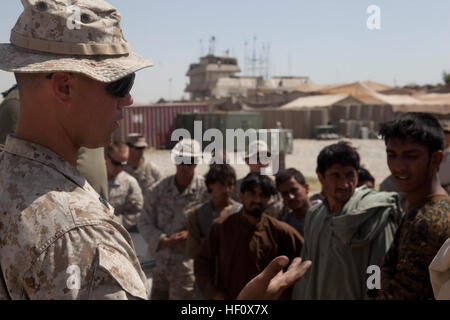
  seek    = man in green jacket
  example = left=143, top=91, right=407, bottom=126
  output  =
left=292, top=141, right=403, bottom=300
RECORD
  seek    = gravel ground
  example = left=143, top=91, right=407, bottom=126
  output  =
left=144, top=138, right=391, bottom=193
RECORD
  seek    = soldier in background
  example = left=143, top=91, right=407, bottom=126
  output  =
left=125, top=133, right=162, bottom=192
left=138, top=139, right=209, bottom=300
left=232, top=140, right=285, bottom=219
left=0, top=83, right=109, bottom=201
left=105, top=141, right=143, bottom=232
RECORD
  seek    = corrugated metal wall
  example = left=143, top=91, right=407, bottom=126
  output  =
left=113, top=103, right=209, bottom=149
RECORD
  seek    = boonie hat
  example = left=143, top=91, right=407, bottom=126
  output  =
left=0, top=0, right=153, bottom=82
left=439, top=120, right=450, bottom=133
left=126, top=133, right=148, bottom=148
left=171, top=139, right=202, bottom=164
left=245, top=140, right=271, bottom=159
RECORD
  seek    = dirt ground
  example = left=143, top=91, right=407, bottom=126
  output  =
left=144, top=138, right=391, bottom=193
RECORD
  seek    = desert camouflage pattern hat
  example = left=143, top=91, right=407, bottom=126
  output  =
left=439, top=120, right=450, bottom=132
left=171, top=139, right=202, bottom=164
left=126, top=133, right=148, bottom=148
left=245, top=140, right=271, bottom=159
left=0, top=0, right=153, bottom=82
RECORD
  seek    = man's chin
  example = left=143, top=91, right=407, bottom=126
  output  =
left=246, top=209, right=264, bottom=217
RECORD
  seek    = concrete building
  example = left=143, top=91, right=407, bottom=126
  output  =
left=185, top=55, right=311, bottom=100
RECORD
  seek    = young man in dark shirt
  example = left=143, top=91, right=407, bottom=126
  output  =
left=378, top=112, right=450, bottom=300
left=194, top=173, right=303, bottom=300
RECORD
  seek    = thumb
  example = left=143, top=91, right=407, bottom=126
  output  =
left=258, top=255, right=290, bottom=282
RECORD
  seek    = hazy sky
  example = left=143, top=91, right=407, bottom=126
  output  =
left=1, top=0, right=450, bottom=103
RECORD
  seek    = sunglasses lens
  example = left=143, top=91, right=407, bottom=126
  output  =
left=108, top=153, right=127, bottom=166
left=107, top=73, right=135, bottom=97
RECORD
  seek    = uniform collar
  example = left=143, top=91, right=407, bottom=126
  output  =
left=169, top=174, right=201, bottom=196
left=4, top=135, right=87, bottom=189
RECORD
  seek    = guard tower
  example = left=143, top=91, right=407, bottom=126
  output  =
left=185, top=55, right=241, bottom=100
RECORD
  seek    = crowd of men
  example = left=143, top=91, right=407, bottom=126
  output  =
left=0, top=0, right=449, bottom=300
left=91, top=112, right=450, bottom=301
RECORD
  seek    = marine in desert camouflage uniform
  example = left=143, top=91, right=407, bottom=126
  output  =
left=105, top=141, right=143, bottom=232
left=0, top=0, right=153, bottom=299
left=125, top=133, right=162, bottom=192
left=138, top=139, right=209, bottom=300
left=0, top=84, right=110, bottom=201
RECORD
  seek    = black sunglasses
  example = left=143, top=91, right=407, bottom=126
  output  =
left=106, top=73, right=136, bottom=98
left=107, top=153, right=127, bottom=167
left=45, top=72, right=136, bottom=98
left=126, top=143, right=145, bottom=150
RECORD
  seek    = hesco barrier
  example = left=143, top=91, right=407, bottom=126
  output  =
left=260, top=104, right=406, bottom=139
left=112, top=103, right=209, bottom=149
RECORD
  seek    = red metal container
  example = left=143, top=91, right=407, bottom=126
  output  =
left=113, top=103, right=209, bottom=149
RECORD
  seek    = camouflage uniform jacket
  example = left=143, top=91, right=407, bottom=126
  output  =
left=380, top=194, right=450, bottom=300
left=125, top=158, right=162, bottom=192
left=0, top=136, right=149, bottom=300
left=138, top=174, right=208, bottom=257
left=108, top=171, right=143, bottom=231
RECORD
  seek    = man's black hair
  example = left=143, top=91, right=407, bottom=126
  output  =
left=240, top=172, right=276, bottom=197
left=275, top=168, right=306, bottom=187
left=358, top=167, right=375, bottom=185
left=204, top=164, right=236, bottom=193
left=379, top=112, right=444, bottom=154
left=316, top=141, right=360, bottom=176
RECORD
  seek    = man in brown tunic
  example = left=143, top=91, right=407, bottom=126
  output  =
left=194, top=172, right=304, bottom=300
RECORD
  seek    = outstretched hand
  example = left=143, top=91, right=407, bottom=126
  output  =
left=237, top=256, right=312, bottom=300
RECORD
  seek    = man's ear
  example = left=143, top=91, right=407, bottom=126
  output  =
left=431, top=150, right=444, bottom=171
left=50, top=72, right=73, bottom=105
left=304, top=183, right=310, bottom=194
left=317, top=170, right=325, bottom=186
left=239, top=191, right=244, bottom=202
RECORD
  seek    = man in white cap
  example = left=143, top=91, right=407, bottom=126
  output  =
left=125, top=133, right=162, bottom=192
left=232, top=140, right=285, bottom=219
left=138, top=138, right=209, bottom=299
left=0, top=0, right=153, bottom=299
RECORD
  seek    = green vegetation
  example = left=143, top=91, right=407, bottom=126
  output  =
left=306, top=176, right=321, bottom=194
left=443, top=70, right=450, bottom=85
